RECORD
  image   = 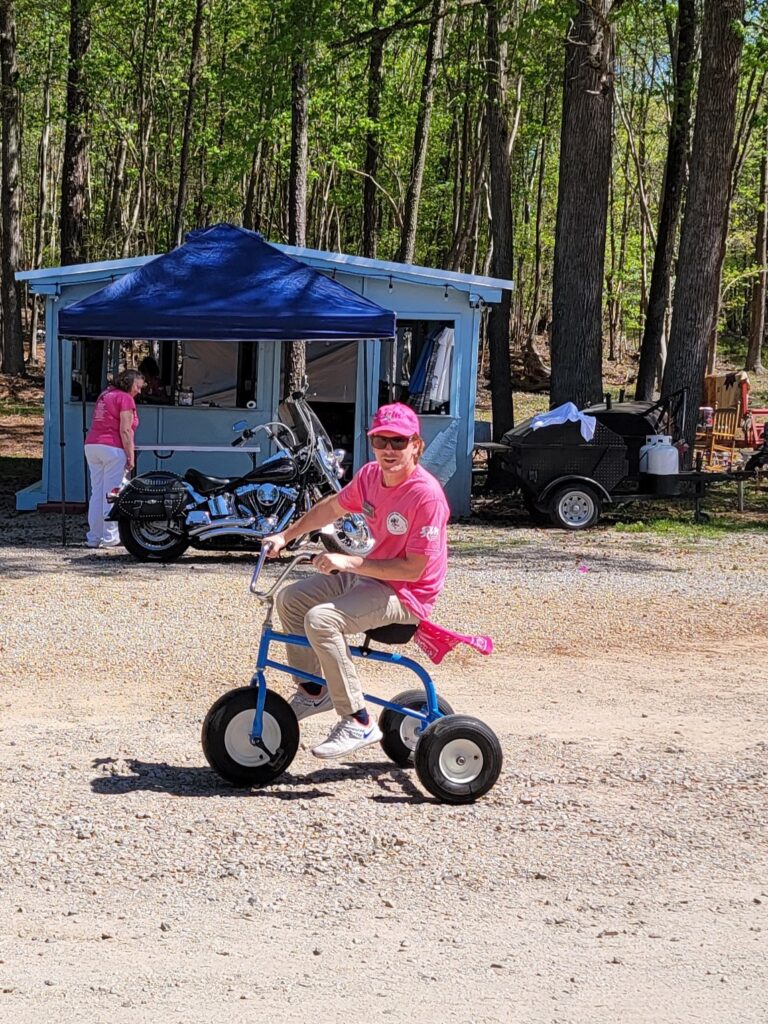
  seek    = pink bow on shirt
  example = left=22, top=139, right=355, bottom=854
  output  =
left=413, top=620, right=494, bottom=665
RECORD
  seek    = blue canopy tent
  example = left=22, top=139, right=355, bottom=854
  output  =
left=59, top=223, right=396, bottom=340
left=55, top=223, right=396, bottom=542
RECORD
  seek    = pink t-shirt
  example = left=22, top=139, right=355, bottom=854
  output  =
left=337, top=461, right=450, bottom=620
left=85, top=387, right=139, bottom=448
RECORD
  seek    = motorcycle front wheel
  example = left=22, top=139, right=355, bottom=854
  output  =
left=319, top=514, right=374, bottom=556
left=118, top=518, right=190, bottom=562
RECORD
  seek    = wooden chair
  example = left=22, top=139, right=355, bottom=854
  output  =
left=705, top=406, right=740, bottom=467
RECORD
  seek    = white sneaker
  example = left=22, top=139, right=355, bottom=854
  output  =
left=311, top=715, right=383, bottom=760
left=86, top=539, right=101, bottom=549
left=290, top=688, right=334, bottom=721
left=100, top=537, right=122, bottom=548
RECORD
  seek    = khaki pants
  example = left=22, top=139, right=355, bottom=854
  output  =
left=274, top=572, right=418, bottom=717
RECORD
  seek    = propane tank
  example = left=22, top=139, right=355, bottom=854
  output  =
left=638, top=435, right=659, bottom=474
left=642, top=435, right=679, bottom=475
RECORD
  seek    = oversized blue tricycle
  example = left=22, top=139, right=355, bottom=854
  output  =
left=202, top=545, right=503, bottom=803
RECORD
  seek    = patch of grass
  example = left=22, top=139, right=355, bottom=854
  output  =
left=0, top=401, right=42, bottom=417
left=614, top=515, right=768, bottom=539
left=449, top=536, right=529, bottom=554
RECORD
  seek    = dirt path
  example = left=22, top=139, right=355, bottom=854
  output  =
left=0, top=514, right=766, bottom=1023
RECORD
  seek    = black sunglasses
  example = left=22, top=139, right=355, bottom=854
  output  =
left=370, top=434, right=415, bottom=451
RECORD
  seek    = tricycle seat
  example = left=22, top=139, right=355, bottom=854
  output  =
left=363, top=623, right=418, bottom=646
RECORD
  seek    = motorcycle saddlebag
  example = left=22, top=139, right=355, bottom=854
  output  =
left=113, top=472, right=188, bottom=521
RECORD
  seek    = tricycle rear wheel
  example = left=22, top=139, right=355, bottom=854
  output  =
left=414, top=715, right=503, bottom=804
left=379, top=689, right=455, bottom=767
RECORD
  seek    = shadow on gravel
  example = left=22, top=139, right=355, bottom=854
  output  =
left=0, top=546, right=264, bottom=579
left=90, top=757, right=430, bottom=803
left=0, top=537, right=680, bottom=582
left=449, top=543, right=679, bottom=576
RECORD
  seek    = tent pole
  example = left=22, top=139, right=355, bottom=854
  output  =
left=81, top=340, right=89, bottom=506
left=57, top=335, right=68, bottom=546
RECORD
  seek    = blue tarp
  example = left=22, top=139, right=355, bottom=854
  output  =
left=58, top=223, right=396, bottom=341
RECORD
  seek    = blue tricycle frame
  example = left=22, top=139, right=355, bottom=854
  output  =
left=201, top=545, right=503, bottom=803
left=248, top=627, right=443, bottom=749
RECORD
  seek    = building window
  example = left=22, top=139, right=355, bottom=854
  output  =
left=69, top=338, right=259, bottom=408
left=380, top=320, right=454, bottom=414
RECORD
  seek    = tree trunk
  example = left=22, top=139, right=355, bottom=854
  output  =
left=706, top=66, right=768, bottom=374
left=172, top=0, right=205, bottom=247
left=362, top=0, right=385, bottom=259
left=637, top=0, right=694, bottom=395
left=0, top=0, right=25, bottom=374
left=284, top=46, right=309, bottom=396
left=243, top=137, right=263, bottom=231
left=60, top=0, right=91, bottom=266
left=103, top=136, right=127, bottom=240
left=550, top=0, right=615, bottom=409
left=746, top=118, right=768, bottom=374
left=396, top=0, right=445, bottom=263
left=28, top=35, right=53, bottom=367
left=288, top=55, right=308, bottom=249
left=526, top=91, right=549, bottom=350
left=483, top=0, right=515, bottom=443
left=661, top=0, right=745, bottom=454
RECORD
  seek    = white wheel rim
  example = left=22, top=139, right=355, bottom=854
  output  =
left=557, top=490, right=595, bottom=526
left=438, top=738, right=484, bottom=784
left=399, top=712, right=425, bottom=753
left=224, top=709, right=281, bottom=766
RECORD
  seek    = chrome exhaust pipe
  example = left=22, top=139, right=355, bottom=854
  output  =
left=194, top=525, right=267, bottom=542
left=189, top=515, right=255, bottom=537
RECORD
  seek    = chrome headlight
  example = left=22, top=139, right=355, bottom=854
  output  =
left=332, top=448, right=346, bottom=479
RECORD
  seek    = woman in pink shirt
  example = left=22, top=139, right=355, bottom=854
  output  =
left=265, top=403, right=450, bottom=760
left=84, top=369, right=144, bottom=548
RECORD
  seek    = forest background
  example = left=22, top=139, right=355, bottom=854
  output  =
left=0, top=0, right=766, bottom=449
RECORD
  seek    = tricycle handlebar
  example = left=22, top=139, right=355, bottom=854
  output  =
left=249, top=542, right=317, bottom=600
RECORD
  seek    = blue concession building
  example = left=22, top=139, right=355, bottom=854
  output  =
left=17, top=224, right=512, bottom=516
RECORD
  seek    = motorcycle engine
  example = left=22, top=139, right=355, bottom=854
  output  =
left=234, top=483, right=298, bottom=534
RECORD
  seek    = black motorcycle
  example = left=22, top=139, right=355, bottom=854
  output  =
left=107, top=393, right=372, bottom=563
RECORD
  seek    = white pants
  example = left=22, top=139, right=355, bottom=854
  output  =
left=84, top=444, right=126, bottom=545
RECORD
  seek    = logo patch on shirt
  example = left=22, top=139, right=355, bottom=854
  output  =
left=362, top=500, right=375, bottom=517
left=386, top=512, right=408, bottom=535
left=420, top=525, right=439, bottom=541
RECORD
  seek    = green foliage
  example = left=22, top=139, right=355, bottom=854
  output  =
left=4, top=0, right=765, bottom=379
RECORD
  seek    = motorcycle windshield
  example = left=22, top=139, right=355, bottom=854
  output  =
left=278, top=395, right=333, bottom=450
left=279, top=395, right=342, bottom=492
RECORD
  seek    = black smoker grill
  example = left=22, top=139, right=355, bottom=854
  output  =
left=494, top=389, right=741, bottom=529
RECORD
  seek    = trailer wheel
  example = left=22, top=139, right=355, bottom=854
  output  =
left=549, top=484, right=601, bottom=530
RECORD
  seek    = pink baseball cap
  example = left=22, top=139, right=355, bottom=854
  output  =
left=367, top=402, right=421, bottom=438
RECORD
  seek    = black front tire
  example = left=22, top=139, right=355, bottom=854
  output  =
left=414, top=715, right=503, bottom=804
left=202, top=687, right=299, bottom=787
left=379, top=689, right=455, bottom=767
left=118, top=517, right=190, bottom=562
left=548, top=484, right=601, bottom=530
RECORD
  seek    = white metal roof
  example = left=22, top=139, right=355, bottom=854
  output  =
left=17, top=241, right=513, bottom=302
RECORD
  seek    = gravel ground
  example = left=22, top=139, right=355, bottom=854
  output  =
left=0, top=503, right=767, bottom=1024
